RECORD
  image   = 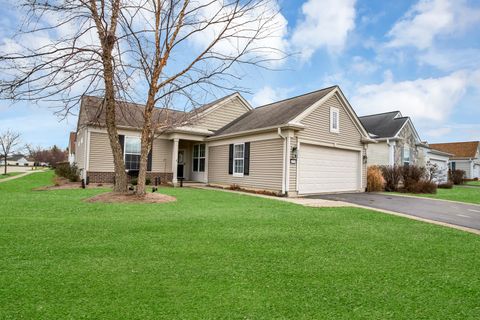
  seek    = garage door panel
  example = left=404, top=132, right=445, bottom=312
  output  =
left=298, top=144, right=360, bottom=194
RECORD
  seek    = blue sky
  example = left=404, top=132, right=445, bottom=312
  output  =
left=1, top=0, right=479, bottom=148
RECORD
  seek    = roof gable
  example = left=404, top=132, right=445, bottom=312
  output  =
left=359, top=111, right=410, bottom=139
left=213, top=86, right=337, bottom=136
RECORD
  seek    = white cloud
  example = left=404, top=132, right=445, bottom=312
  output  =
left=251, top=86, right=287, bottom=107
left=417, top=48, right=480, bottom=71
left=386, top=0, right=480, bottom=49
left=352, top=71, right=471, bottom=122
left=425, top=127, right=452, bottom=138
left=351, top=56, right=378, bottom=74
left=291, top=0, right=356, bottom=59
left=187, top=0, right=288, bottom=65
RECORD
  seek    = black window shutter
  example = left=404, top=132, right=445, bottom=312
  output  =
left=228, top=144, right=233, bottom=175
left=118, top=135, right=125, bottom=155
left=147, top=143, right=153, bottom=172
left=244, top=142, right=250, bottom=176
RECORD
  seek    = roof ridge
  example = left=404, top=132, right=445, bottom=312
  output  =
left=253, top=85, right=338, bottom=110
left=430, top=141, right=480, bottom=145
left=358, top=110, right=401, bottom=118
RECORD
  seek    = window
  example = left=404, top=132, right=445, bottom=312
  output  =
left=233, top=143, right=244, bottom=176
left=330, top=107, right=340, bottom=133
left=403, top=146, right=411, bottom=166
left=450, top=161, right=456, bottom=171
left=124, top=137, right=141, bottom=170
left=193, top=144, right=206, bottom=172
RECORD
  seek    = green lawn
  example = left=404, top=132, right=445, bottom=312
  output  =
left=0, top=171, right=22, bottom=180
left=1, top=172, right=479, bottom=319
left=466, top=181, right=480, bottom=187
left=392, top=186, right=480, bottom=205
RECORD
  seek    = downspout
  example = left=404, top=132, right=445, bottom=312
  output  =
left=278, top=128, right=286, bottom=195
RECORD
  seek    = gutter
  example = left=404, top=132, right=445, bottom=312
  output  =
left=277, top=128, right=287, bottom=195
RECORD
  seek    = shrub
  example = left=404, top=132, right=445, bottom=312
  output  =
left=54, top=162, right=79, bottom=182
left=380, top=165, right=402, bottom=192
left=449, top=169, right=465, bottom=185
left=401, top=165, right=426, bottom=193
left=438, top=182, right=453, bottom=189
left=367, top=166, right=384, bottom=192
left=411, top=180, right=437, bottom=194
left=145, top=178, right=151, bottom=185
left=229, top=184, right=241, bottom=190
left=130, top=178, right=138, bottom=186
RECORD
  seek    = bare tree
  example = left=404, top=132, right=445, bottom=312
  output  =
left=0, top=0, right=287, bottom=195
left=0, top=130, right=22, bottom=175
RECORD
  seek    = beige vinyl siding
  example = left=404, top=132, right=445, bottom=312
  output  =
left=297, top=94, right=362, bottom=148
left=75, top=128, right=86, bottom=170
left=89, top=132, right=114, bottom=172
left=152, top=139, right=173, bottom=172
left=208, top=138, right=283, bottom=192
left=362, top=149, right=367, bottom=189
left=366, top=142, right=389, bottom=166
left=196, top=97, right=250, bottom=131
left=289, top=137, right=297, bottom=192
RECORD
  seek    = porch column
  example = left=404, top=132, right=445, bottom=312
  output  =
left=172, top=138, right=179, bottom=185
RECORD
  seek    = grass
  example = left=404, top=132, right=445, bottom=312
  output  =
left=0, top=171, right=22, bottom=180
left=1, top=172, right=480, bottom=319
left=392, top=186, right=480, bottom=205
left=465, top=180, right=480, bottom=187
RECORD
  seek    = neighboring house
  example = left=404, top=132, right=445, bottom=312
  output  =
left=74, top=86, right=374, bottom=196
left=429, top=141, right=480, bottom=179
left=419, top=146, right=451, bottom=183
left=68, top=132, right=76, bottom=165
left=0, top=154, right=34, bottom=166
left=359, top=111, right=424, bottom=166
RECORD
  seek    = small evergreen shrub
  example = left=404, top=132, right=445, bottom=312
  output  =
left=54, top=162, right=79, bottom=182
left=438, top=182, right=453, bottom=189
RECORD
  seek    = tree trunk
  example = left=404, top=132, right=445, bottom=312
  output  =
left=135, top=101, right=155, bottom=196
left=102, top=37, right=127, bottom=193
left=3, top=155, right=6, bottom=175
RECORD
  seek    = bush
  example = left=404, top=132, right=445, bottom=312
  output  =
left=380, top=165, right=402, bottom=192
left=54, top=162, right=79, bottom=182
left=401, top=165, right=426, bottom=193
left=438, top=182, right=453, bottom=189
left=411, top=180, right=437, bottom=194
left=449, top=169, right=465, bottom=185
left=146, top=178, right=151, bottom=185
left=130, top=178, right=138, bottom=186
left=367, top=166, right=384, bottom=192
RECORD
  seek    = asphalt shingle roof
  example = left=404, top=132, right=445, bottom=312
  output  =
left=214, top=86, right=337, bottom=136
left=358, top=111, right=408, bottom=139
left=429, top=141, right=480, bottom=159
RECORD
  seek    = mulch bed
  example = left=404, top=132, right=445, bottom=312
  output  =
left=34, top=176, right=113, bottom=191
left=84, top=192, right=177, bottom=204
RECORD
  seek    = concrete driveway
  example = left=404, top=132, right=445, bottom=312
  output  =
left=309, top=193, right=480, bottom=232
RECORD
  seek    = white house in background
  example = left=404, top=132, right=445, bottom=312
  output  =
left=0, top=154, right=34, bottom=166
left=429, top=141, right=480, bottom=179
left=358, top=111, right=450, bottom=183
left=68, top=132, right=76, bottom=165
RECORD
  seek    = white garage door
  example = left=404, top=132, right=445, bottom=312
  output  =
left=474, top=165, right=480, bottom=179
left=298, top=144, right=360, bottom=194
left=429, top=158, right=448, bottom=183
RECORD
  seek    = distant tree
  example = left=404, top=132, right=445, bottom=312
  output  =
left=0, top=130, right=22, bottom=175
left=26, top=144, right=67, bottom=167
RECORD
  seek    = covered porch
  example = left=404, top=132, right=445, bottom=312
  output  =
left=169, top=130, right=209, bottom=186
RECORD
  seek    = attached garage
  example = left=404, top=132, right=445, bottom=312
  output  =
left=298, top=143, right=361, bottom=194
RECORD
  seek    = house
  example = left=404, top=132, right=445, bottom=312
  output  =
left=74, top=86, right=374, bottom=196
left=358, top=111, right=450, bottom=182
left=429, top=141, right=480, bottom=179
left=68, top=132, right=76, bottom=165
left=359, top=111, right=423, bottom=166
left=0, top=154, right=34, bottom=166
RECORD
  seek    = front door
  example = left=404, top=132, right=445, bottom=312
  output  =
left=177, top=150, right=185, bottom=179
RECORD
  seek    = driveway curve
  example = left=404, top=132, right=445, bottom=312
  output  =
left=309, top=193, right=480, bottom=232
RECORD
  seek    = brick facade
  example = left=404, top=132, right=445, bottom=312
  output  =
left=87, top=171, right=173, bottom=185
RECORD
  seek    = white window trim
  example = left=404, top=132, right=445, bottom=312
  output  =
left=403, top=145, right=411, bottom=165
left=330, top=107, right=340, bottom=133
left=192, top=143, right=206, bottom=173
left=124, top=136, right=141, bottom=171
left=233, top=143, right=245, bottom=177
